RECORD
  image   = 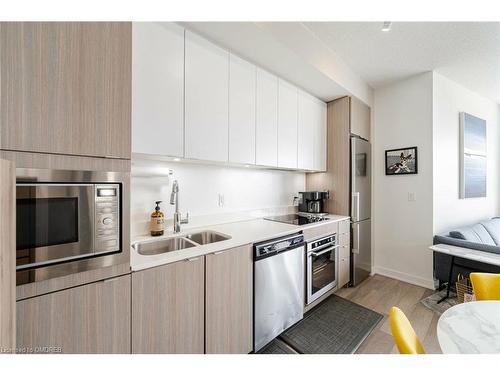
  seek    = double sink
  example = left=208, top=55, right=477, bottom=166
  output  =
left=134, top=231, right=231, bottom=256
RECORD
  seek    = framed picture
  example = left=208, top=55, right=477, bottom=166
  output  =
left=460, top=112, right=487, bottom=199
left=385, top=147, right=418, bottom=175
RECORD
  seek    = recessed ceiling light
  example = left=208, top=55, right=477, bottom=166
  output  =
left=382, top=21, right=392, bottom=32
left=173, top=157, right=180, bottom=162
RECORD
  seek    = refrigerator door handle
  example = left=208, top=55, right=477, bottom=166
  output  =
left=352, top=224, right=360, bottom=254
left=351, top=192, right=360, bottom=222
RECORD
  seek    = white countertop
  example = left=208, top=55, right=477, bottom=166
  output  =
left=437, top=301, right=500, bottom=354
left=429, top=244, right=500, bottom=267
left=130, top=214, right=349, bottom=271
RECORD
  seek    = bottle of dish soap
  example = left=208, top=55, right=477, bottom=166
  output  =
left=150, top=201, right=165, bottom=236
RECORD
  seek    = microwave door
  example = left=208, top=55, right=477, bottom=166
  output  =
left=16, top=184, right=95, bottom=269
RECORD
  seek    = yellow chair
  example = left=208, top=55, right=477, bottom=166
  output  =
left=389, top=306, right=426, bottom=354
left=470, top=272, right=500, bottom=301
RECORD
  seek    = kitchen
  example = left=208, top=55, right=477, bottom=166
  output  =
left=0, top=21, right=372, bottom=355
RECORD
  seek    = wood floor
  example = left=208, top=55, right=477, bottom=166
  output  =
left=335, top=274, right=442, bottom=354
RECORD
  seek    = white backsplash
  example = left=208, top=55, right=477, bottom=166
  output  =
left=131, top=158, right=305, bottom=238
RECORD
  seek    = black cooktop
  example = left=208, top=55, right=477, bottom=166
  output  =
left=264, top=214, right=330, bottom=226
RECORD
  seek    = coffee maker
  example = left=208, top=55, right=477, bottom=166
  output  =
left=298, top=191, right=330, bottom=215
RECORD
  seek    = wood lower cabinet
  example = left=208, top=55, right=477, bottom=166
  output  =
left=0, top=22, right=131, bottom=159
left=205, top=245, right=253, bottom=354
left=132, top=257, right=205, bottom=354
left=16, top=275, right=131, bottom=354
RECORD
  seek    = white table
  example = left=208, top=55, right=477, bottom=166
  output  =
left=429, top=244, right=500, bottom=303
left=437, top=301, right=500, bottom=353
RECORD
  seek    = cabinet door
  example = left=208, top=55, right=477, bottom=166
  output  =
left=0, top=159, right=15, bottom=351
left=256, top=68, right=278, bottom=167
left=132, top=22, right=184, bottom=158
left=277, top=79, right=298, bottom=169
left=0, top=22, right=131, bottom=159
left=314, top=100, right=327, bottom=171
left=185, top=31, right=229, bottom=162
left=350, top=96, right=371, bottom=141
left=16, top=275, right=131, bottom=354
left=297, top=90, right=315, bottom=170
left=338, top=244, right=351, bottom=288
left=132, top=257, right=205, bottom=354
left=228, top=54, right=256, bottom=165
left=205, top=245, right=253, bottom=354
left=338, top=219, right=351, bottom=288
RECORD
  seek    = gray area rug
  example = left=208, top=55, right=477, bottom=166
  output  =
left=275, top=295, right=383, bottom=354
left=420, top=289, right=457, bottom=316
left=258, top=339, right=298, bottom=354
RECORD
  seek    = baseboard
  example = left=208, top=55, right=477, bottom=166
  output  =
left=373, top=265, right=435, bottom=290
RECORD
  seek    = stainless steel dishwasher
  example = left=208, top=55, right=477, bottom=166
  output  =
left=254, top=233, right=305, bottom=352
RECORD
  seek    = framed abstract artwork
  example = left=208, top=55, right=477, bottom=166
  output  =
left=460, top=112, right=487, bottom=199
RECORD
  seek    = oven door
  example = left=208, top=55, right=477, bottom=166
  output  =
left=307, top=244, right=338, bottom=304
left=16, top=184, right=95, bottom=269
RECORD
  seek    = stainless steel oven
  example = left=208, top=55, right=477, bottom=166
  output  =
left=16, top=168, right=129, bottom=285
left=306, top=234, right=338, bottom=305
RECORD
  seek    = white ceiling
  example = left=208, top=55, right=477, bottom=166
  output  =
left=182, top=22, right=500, bottom=105
left=303, top=22, right=500, bottom=103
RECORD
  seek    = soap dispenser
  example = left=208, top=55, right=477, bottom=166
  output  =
left=150, top=201, right=165, bottom=236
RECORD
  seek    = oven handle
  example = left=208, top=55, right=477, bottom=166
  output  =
left=308, top=245, right=339, bottom=257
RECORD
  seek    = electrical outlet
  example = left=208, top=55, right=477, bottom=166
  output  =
left=408, top=192, right=416, bottom=202
left=218, top=193, right=225, bottom=207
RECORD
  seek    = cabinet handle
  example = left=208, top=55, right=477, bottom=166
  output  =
left=213, top=249, right=230, bottom=255
left=102, top=276, right=122, bottom=283
left=185, top=256, right=201, bottom=262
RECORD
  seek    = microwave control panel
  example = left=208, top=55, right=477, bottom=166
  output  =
left=95, top=184, right=120, bottom=253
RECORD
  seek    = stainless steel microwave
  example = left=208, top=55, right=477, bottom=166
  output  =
left=16, top=168, right=129, bottom=285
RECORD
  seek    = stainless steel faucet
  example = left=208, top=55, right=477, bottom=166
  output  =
left=170, top=180, right=189, bottom=233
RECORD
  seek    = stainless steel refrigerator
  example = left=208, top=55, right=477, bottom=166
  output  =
left=350, top=136, right=372, bottom=286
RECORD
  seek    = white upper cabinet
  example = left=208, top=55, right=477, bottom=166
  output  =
left=256, top=68, right=278, bottom=167
left=132, top=22, right=184, bottom=157
left=131, top=24, right=326, bottom=171
left=298, top=90, right=327, bottom=171
left=314, top=100, right=327, bottom=171
left=185, top=31, right=229, bottom=162
left=228, top=54, right=256, bottom=165
left=277, top=79, right=298, bottom=169
left=298, top=91, right=315, bottom=170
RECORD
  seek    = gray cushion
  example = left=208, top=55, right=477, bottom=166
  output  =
left=449, top=223, right=495, bottom=245
left=433, top=235, right=500, bottom=255
left=480, top=218, right=500, bottom=245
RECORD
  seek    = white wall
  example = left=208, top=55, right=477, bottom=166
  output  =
left=433, top=72, right=500, bottom=234
left=131, top=159, right=305, bottom=237
left=373, top=72, right=435, bottom=288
